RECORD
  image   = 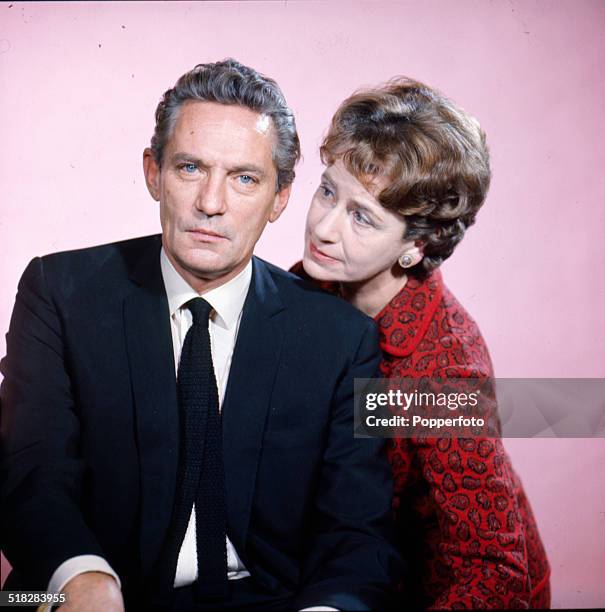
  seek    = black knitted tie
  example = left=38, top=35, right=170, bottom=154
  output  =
left=161, top=297, right=228, bottom=600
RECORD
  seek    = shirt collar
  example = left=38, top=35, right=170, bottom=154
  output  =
left=160, top=248, right=252, bottom=329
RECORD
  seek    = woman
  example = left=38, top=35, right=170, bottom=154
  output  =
left=293, top=79, right=550, bottom=609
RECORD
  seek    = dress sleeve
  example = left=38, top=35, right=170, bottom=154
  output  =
left=388, top=362, right=532, bottom=609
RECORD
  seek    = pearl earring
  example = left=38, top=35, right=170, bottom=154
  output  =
left=399, top=254, right=413, bottom=268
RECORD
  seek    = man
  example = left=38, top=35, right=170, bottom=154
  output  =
left=0, top=59, right=399, bottom=611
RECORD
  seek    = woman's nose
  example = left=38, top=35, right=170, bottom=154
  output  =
left=313, top=204, right=342, bottom=243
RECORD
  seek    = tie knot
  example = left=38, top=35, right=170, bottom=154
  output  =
left=186, top=297, right=213, bottom=326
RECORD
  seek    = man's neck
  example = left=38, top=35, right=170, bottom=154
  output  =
left=164, top=248, right=252, bottom=296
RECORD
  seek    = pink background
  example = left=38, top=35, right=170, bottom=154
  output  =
left=1, top=1, right=604, bottom=607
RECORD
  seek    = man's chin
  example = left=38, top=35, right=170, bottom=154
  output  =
left=175, top=251, right=235, bottom=281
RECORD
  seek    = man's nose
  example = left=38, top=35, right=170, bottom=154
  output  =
left=195, top=174, right=227, bottom=216
left=313, top=205, right=342, bottom=243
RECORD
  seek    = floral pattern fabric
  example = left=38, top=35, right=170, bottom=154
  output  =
left=376, top=270, right=550, bottom=609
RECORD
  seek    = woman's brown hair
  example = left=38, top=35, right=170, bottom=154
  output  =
left=321, top=78, right=491, bottom=276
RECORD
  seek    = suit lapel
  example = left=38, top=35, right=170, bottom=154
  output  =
left=222, top=258, right=285, bottom=555
left=122, top=235, right=179, bottom=579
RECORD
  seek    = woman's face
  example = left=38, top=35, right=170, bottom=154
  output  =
left=303, top=159, right=414, bottom=284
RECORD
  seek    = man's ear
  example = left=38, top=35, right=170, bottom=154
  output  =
left=268, top=183, right=292, bottom=223
left=143, top=148, right=161, bottom=201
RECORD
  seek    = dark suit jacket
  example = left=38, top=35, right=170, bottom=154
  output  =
left=0, top=235, right=400, bottom=610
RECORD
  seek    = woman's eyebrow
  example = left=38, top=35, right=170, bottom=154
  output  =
left=349, top=199, right=383, bottom=222
left=321, top=170, right=336, bottom=185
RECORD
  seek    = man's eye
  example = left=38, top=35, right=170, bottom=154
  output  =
left=180, top=163, right=198, bottom=173
left=238, top=175, right=256, bottom=185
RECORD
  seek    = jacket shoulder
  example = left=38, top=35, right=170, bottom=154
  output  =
left=258, top=257, right=377, bottom=333
left=39, top=234, right=160, bottom=268
left=26, top=235, right=161, bottom=299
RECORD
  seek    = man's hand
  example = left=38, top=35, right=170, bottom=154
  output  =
left=58, top=571, right=124, bottom=611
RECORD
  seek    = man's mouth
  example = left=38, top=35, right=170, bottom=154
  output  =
left=187, top=228, right=227, bottom=242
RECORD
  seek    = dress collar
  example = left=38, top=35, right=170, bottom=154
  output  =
left=374, top=269, right=444, bottom=357
left=160, top=248, right=252, bottom=330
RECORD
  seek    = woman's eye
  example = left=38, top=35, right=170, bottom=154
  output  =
left=352, top=210, right=372, bottom=226
left=319, top=185, right=334, bottom=199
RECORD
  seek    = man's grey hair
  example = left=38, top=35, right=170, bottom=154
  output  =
left=150, top=58, right=301, bottom=191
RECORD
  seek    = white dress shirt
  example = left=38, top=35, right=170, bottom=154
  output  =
left=162, top=248, right=251, bottom=585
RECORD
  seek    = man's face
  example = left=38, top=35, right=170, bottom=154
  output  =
left=144, top=101, right=290, bottom=291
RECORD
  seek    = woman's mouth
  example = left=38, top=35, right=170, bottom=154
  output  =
left=309, top=241, right=340, bottom=263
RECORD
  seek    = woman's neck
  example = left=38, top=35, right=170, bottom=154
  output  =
left=340, top=272, right=409, bottom=318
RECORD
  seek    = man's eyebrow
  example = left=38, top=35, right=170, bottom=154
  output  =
left=169, top=153, right=268, bottom=178
left=229, top=164, right=268, bottom=178
left=170, top=152, right=204, bottom=164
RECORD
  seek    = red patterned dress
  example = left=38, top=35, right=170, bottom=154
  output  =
left=376, top=269, right=550, bottom=609
left=291, top=263, right=550, bottom=609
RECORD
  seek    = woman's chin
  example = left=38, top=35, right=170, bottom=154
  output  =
left=302, top=256, right=341, bottom=282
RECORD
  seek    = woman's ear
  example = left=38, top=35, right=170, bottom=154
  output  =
left=398, top=241, right=424, bottom=268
